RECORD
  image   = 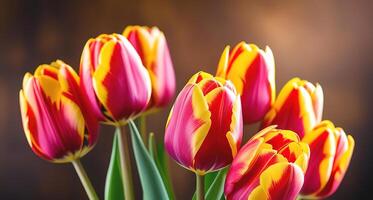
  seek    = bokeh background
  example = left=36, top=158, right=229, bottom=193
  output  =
left=1, top=0, right=372, bottom=199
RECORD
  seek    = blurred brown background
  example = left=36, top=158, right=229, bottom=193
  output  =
left=1, top=0, right=372, bottom=199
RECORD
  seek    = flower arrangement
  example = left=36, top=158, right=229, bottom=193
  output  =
left=19, top=25, right=354, bottom=200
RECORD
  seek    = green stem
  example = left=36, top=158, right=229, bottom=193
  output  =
left=72, top=159, right=99, bottom=200
left=196, top=174, right=205, bottom=200
left=117, top=125, right=135, bottom=200
left=140, top=115, right=147, bottom=143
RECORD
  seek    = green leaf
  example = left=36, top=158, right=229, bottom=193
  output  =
left=192, top=167, right=228, bottom=200
left=205, top=171, right=219, bottom=189
left=128, top=120, right=169, bottom=200
left=105, top=130, right=124, bottom=200
left=148, top=133, right=175, bottom=200
left=205, top=167, right=228, bottom=200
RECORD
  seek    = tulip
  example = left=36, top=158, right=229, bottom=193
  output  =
left=224, top=126, right=310, bottom=200
left=123, top=26, right=176, bottom=109
left=164, top=71, right=243, bottom=175
left=80, top=33, right=152, bottom=125
left=20, top=60, right=98, bottom=162
left=261, top=77, right=323, bottom=139
left=300, top=120, right=355, bottom=199
left=216, top=42, right=275, bottom=124
left=19, top=60, right=99, bottom=199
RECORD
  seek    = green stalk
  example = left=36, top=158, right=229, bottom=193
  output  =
left=196, top=174, right=205, bottom=200
left=117, top=125, right=135, bottom=200
left=72, top=159, right=99, bottom=200
left=139, top=115, right=147, bottom=143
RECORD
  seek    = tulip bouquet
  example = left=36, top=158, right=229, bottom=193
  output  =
left=19, top=25, right=354, bottom=200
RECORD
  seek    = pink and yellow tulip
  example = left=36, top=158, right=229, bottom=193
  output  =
left=262, top=78, right=323, bottom=139
left=19, top=60, right=99, bottom=162
left=300, top=120, right=355, bottom=199
left=216, top=42, right=275, bottom=124
left=80, top=33, right=152, bottom=124
left=224, top=126, right=310, bottom=200
left=124, top=26, right=176, bottom=109
left=164, top=71, right=243, bottom=175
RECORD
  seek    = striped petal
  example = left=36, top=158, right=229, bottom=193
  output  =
left=301, top=121, right=355, bottom=198
left=301, top=121, right=337, bottom=196
left=149, top=33, right=175, bottom=107
left=58, top=63, right=99, bottom=148
left=224, top=138, right=264, bottom=199
left=316, top=134, right=354, bottom=198
left=20, top=61, right=99, bottom=163
left=165, top=71, right=242, bottom=174
left=248, top=163, right=304, bottom=200
left=124, top=26, right=176, bottom=108
left=21, top=76, right=84, bottom=162
left=193, top=85, right=241, bottom=173
left=164, top=84, right=211, bottom=172
left=225, top=128, right=309, bottom=200
left=216, top=42, right=275, bottom=124
left=262, top=78, right=320, bottom=139
left=93, top=34, right=151, bottom=122
left=79, top=38, right=106, bottom=120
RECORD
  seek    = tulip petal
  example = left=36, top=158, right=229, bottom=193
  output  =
left=248, top=163, right=304, bottom=200
left=240, top=46, right=275, bottom=123
left=80, top=39, right=106, bottom=120
left=226, top=43, right=258, bottom=93
left=262, top=78, right=316, bottom=138
left=226, top=95, right=243, bottom=158
left=193, top=86, right=239, bottom=172
left=164, top=84, right=211, bottom=172
left=188, top=71, right=214, bottom=84
left=124, top=26, right=175, bottom=108
left=22, top=76, right=85, bottom=162
left=224, top=139, right=263, bottom=198
left=216, top=46, right=230, bottom=77
left=301, top=122, right=337, bottom=196
left=315, top=133, right=355, bottom=198
left=59, top=63, right=98, bottom=147
left=93, top=35, right=151, bottom=121
left=150, top=34, right=175, bottom=107
left=225, top=140, right=286, bottom=200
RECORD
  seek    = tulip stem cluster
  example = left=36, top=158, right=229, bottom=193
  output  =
left=72, top=159, right=99, bottom=200
left=117, top=125, right=135, bottom=200
left=196, top=174, right=205, bottom=200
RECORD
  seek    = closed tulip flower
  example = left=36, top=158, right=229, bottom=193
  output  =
left=165, top=71, right=243, bottom=175
left=123, top=26, right=176, bottom=109
left=224, top=126, right=310, bottom=200
left=80, top=33, right=151, bottom=125
left=216, top=42, right=275, bottom=124
left=300, top=120, right=355, bottom=199
left=262, top=78, right=323, bottom=139
left=19, top=60, right=99, bottom=162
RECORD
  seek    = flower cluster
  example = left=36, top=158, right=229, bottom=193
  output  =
left=165, top=41, right=354, bottom=200
left=19, top=27, right=354, bottom=200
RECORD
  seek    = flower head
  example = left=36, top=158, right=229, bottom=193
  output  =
left=20, top=60, right=99, bottom=162
left=165, top=71, right=243, bottom=175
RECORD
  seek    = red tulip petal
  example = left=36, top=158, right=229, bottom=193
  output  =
left=164, top=84, right=211, bottom=172
left=249, top=163, right=304, bottom=200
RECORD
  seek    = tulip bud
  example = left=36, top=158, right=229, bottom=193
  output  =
left=300, top=121, right=355, bottom=198
left=216, top=42, right=275, bottom=124
left=19, top=60, right=99, bottom=162
left=224, top=126, right=310, bottom=200
left=262, top=77, right=323, bottom=139
left=164, top=71, right=243, bottom=175
left=123, top=26, right=176, bottom=109
left=80, top=34, right=152, bottom=125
